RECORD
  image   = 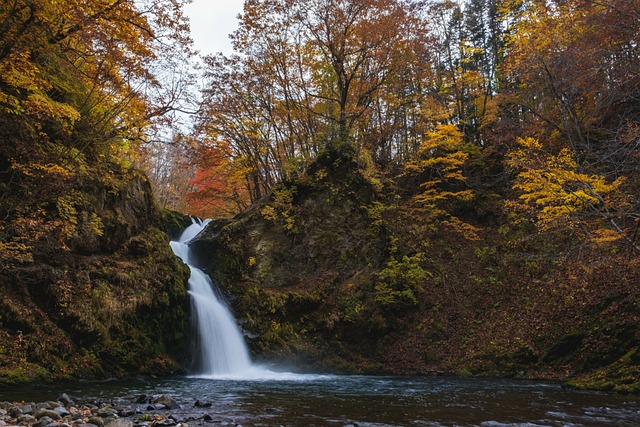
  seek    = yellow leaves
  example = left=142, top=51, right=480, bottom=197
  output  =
left=24, top=93, right=81, bottom=126
left=406, top=124, right=469, bottom=197
left=11, top=160, right=73, bottom=180
left=0, top=241, right=34, bottom=269
left=0, top=52, right=46, bottom=92
left=402, top=124, right=477, bottom=240
left=507, top=137, right=624, bottom=229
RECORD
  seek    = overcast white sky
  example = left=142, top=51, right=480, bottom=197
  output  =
left=184, top=0, right=245, bottom=56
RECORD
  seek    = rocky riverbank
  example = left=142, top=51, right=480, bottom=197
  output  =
left=0, top=394, right=243, bottom=427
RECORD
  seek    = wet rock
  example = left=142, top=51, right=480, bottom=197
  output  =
left=97, top=408, right=118, bottom=418
left=53, top=407, right=70, bottom=418
left=87, top=416, right=105, bottom=427
left=48, top=423, right=70, bottom=427
left=193, top=401, right=211, bottom=408
left=36, top=403, right=50, bottom=410
left=117, top=408, right=136, bottom=417
left=58, top=394, right=75, bottom=407
left=35, top=410, right=62, bottom=421
left=33, top=415, right=53, bottom=427
left=105, top=419, right=133, bottom=427
left=46, top=402, right=61, bottom=409
left=153, top=397, right=180, bottom=410
left=7, top=407, right=21, bottom=418
left=20, top=404, right=34, bottom=415
left=134, top=396, right=150, bottom=405
left=17, top=414, right=36, bottom=424
left=201, top=415, right=213, bottom=422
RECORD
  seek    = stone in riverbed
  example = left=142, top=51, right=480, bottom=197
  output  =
left=20, top=404, right=34, bottom=415
left=7, top=407, right=21, bottom=418
left=57, top=394, right=75, bottom=407
left=17, top=414, right=36, bottom=424
left=105, top=419, right=133, bottom=427
left=32, top=416, right=53, bottom=427
left=193, top=400, right=211, bottom=408
left=34, top=409, right=62, bottom=420
left=87, top=416, right=105, bottom=427
left=53, top=407, right=70, bottom=418
left=153, top=397, right=180, bottom=410
left=97, top=408, right=118, bottom=418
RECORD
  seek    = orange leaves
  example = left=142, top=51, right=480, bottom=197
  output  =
left=187, top=142, right=251, bottom=218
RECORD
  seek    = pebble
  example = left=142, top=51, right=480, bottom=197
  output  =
left=0, top=394, right=238, bottom=427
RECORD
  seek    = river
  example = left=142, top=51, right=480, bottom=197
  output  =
left=2, top=374, right=639, bottom=426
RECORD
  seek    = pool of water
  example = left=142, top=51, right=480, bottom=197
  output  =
left=2, top=373, right=639, bottom=426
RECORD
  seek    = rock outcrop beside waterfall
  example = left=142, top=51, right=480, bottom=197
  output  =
left=190, top=150, right=640, bottom=392
left=0, top=174, right=191, bottom=384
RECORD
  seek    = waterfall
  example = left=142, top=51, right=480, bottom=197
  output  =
left=170, top=218, right=253, bottom=376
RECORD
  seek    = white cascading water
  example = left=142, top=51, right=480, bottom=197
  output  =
left=170, top=218, right=253, bottom=376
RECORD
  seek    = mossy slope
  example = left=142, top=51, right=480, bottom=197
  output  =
left=191, top=150, right=639, bottom=391
left=0, top=176, right=191, bottom=385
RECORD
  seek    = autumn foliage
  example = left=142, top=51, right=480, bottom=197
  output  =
left=189, top=0, right=639, bottom=255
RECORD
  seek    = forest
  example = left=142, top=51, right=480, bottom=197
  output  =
left=0, top=0, right=638, bottom=390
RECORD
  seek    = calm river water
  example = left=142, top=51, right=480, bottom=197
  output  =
left=3, top=373, right=640, bottom=426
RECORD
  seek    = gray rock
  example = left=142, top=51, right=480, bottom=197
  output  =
left=53, top=407, right=70, bottom=418
left=17, top=414, right=36, bottom=424
left=47, top=423, right=70, bottom=427
left=117, top=408, right=135, bottom=417
left=33, top=415, right=53, bottom=427
left=87, top=416, right=105, bottom=427
left=34, top=410, right=61, bottom=421
left=97, top=408, right=117, bottom=418
left=20, top=405, right=33, bottom=415
left=105, top=419, right=133, bottom=427
left=7, top=407, right=21, bottom=418
left=153, top=397, right=180, bottom=411
left=46, top=402, right=61, bottom=410
left=35, top=404, right=50, bottom=410
left=102, top=416, right=117, bottom=426
left=57, top=394, right=75, bottom=407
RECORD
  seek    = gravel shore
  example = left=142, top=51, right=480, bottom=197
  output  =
left=0, top=394, right=244, bottom=427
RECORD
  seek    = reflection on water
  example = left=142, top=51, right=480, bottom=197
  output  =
left=2, top=374, right=639, bottom=426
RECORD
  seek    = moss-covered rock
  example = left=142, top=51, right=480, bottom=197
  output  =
left=0, top=172, right=190, bottom=385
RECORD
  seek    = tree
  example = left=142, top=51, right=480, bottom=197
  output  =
left=0, top=0, right=193, bottom=267
left=196, top=0, right=433, bottom=206
left=501, top=0, right=640, bottom=252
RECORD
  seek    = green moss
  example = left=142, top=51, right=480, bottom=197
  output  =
left=567, top=349, right=640, bottom=393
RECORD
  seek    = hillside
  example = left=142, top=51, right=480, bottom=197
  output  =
left=192, top=147, right=640, bottom=392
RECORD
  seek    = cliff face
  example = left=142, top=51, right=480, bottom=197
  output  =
left=191, top=152, right=639, bottom=391
left=0, top=174, right=191, bottom=384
